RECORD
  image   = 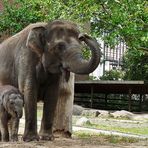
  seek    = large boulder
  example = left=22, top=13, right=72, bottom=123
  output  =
left=98, top=110, right=113, bottom=118
left=111, top=110, right=134, bottom=119
left=81, top=109, right=100, bottom=117
left=73, top=105, right=84, bottom=116
left=75, top=117, right=92, bottom=126
left=132, top=114, right=148, bottom=121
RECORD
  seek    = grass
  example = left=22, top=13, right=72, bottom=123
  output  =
left=72, top=115, right=148, bottom=136
left=73, top=131, right=139, bottom=144
left=37, top=105, right=148, bottom=136
left=82, top=123, right=148, bottom=136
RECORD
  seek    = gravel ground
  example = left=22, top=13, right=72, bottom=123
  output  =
left=0, top=135, right=147, bottom=148
left=1, top=113, right=144, bottom=148
left=0, top=108, right=148, bottom=148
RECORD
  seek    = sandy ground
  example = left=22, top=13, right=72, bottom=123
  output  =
left=0, top=117, right=147, bottom=148
left=0, top=136, right=148, bottom=148
left=1, top=107, right=148, bottom=147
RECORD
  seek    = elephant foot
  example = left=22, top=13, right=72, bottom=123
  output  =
left=2, top=134, right=9, bottom=142
left=23, top=132, right=39, bottom=142
left=10, top=138, right=18, bottom=142
left=54, top=130, right=72, bottom=138
left=10, top=136, right=18, bottom=142
left=39, top=131, right=54, bottom=141
left=2, top=138, right=9, bottom=142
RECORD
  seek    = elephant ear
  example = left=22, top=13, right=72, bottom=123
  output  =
left=26, top=26, right=47, bottom=57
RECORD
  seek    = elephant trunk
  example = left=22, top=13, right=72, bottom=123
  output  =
left=15, top=107, right=23, bottom=118
left=64, top=35, right=101, bottom=74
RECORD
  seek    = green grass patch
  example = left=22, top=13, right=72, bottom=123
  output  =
left=72, top=116, right=148, bottom=136
left=73, top=131, right=139, bottom=144
left=82, top=123, right=148, bottom=136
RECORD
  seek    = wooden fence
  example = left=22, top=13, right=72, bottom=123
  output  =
left=74, top=80, right=148, bottom=112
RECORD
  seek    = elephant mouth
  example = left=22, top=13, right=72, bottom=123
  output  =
left=60, top=67, right=70, bottom=82
left=46, top=63, right=70, bottom=82
left=15, top=110, right=23, bottom=118
left=14, top=111, right=18, bottom=117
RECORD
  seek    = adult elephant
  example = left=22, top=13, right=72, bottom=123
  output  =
left=0, top=20, right=101, bottom=141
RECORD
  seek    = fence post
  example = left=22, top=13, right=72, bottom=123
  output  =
left=139, top=94, right=143, bottom=111
left=128, top=89, right=132, bottom=111
left=90, top=85, right=94, bottom=108
left=105, top=93, right=108, bottom=108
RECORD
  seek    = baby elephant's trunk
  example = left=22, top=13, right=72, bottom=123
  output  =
left=15, top=106, right=23, bottom=118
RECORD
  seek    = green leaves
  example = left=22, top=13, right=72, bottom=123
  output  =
left=122, top=49, right=148, bottom=80
left=1, top=0, right=46, bottom=34
left=1, top=0, right=147, bottom=49
left=0, top=0, right=147, bottom=80
left=99, top=69, right=124, bottom=80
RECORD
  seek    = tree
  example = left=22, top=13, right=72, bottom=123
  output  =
left=54, top=73, right=74, bottom=137
left=122, top=49, right=148, bottom=80
left=91, top=0, right=148, bottom=51
left=100, top=69, right=124, bottom=80
left=0, top=0, right=61, bottom=34
left=1, top=0, right=147, bottom=51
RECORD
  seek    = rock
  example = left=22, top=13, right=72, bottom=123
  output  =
left=132, top=114, right=148, bottom=121
left=98, top=110, right=113, bottom=118
left=76, top=117, right=92, bottom=126
left=111, top=110, right=134, bottom=119
left=73, top=105, right=84, bottom=115
left=81, top=109, right=100, bottom=117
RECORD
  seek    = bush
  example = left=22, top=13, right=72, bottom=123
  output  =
left=0, top=0, right=74, bottom=35
left=122, top=49, right=148, bottom=81
left=99, top=69, right=124, bottom=80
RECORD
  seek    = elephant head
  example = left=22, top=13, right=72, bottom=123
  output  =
left=26, top=20, right=101, bottom=78
left=5, top=93, right=24, bottom=118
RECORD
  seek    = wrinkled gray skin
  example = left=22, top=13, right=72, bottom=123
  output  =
left=0, top=85, right=23, bottom=142
left=0, top=20, right=101, bottom=141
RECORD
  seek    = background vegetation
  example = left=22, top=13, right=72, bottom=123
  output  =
left=0, top=0, right=148, bottom=80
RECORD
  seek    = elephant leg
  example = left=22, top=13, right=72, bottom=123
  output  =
left=23, top=84, right=39, bottom=142
left=0, top=116, right=9, bottom=142
left=39, top=74, right=60, bottom=140
left=9, top=118, right=19, bottom=142
left=0, top=119, right=1, bottom=141
left=0, top=131, right=1, bottom=141
left=8, top=120, right=12, bottom=139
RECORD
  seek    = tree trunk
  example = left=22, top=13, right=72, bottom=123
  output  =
left=53, top=72, right=74, bottom=138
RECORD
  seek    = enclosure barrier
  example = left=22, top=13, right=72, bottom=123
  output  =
left=74, top=81, right=148, bottom=112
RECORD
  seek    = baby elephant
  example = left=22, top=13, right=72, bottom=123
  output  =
left=0, top=85, right=23, bottom=142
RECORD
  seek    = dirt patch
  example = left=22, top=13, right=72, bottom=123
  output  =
left=0, top=136, right=148, bottom=148
left=1, top=109, right=147, bottom=148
